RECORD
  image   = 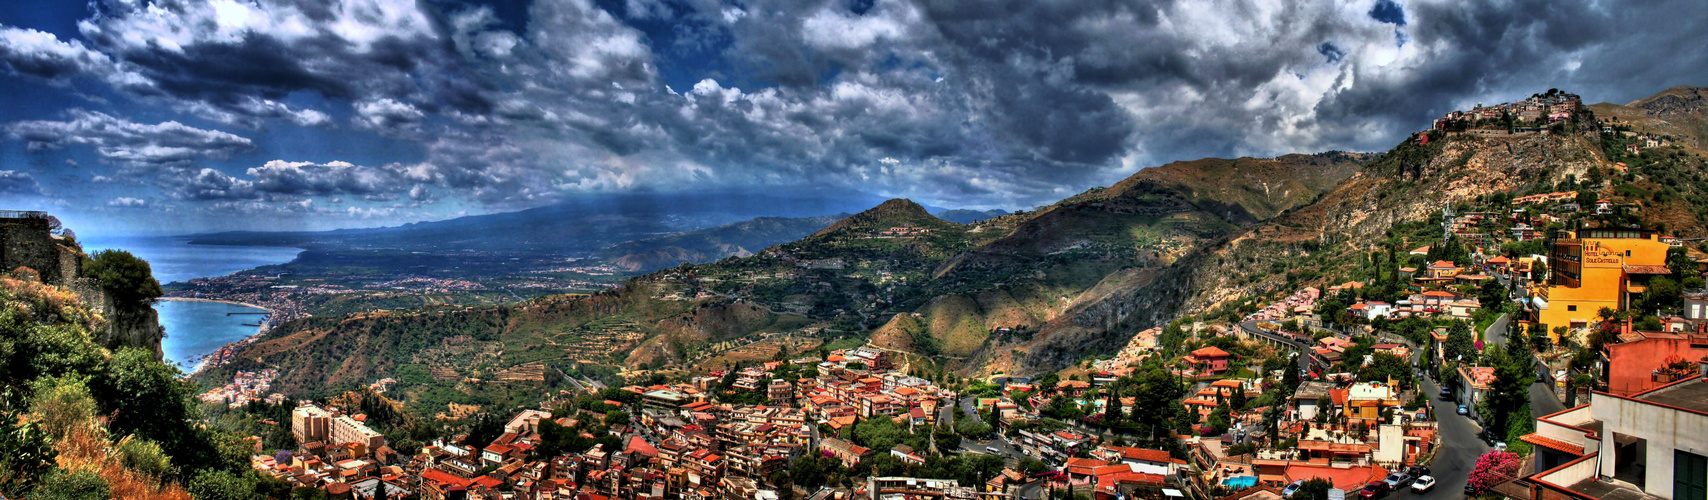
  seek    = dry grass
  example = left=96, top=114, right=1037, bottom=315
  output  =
left=52, top=424, right=191, bottom=500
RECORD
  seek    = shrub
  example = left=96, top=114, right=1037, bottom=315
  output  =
left=32, top=468, right=110, bottom=500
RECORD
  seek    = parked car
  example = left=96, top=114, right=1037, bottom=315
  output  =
left=1383, top=472, right=1415, bottom=489
left=1281, top=480, right=1304, bottom=498
left=1359, top=481, right=1391, bottom=499
left=1407, top=465, right=1431, bottom=477
left=1412, top=475, right=1437, bottom=492
left=1440, top=389, right=1452, bottom=399
left=1457, top=404, right=1470, bottom=415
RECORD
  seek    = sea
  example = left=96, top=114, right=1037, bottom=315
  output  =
left=81, top=236, right=303, bottom=370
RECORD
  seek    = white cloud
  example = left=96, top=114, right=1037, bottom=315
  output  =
left=353, top=98, right=426, bottom=130
left=5, top=109, right=253, bottom=167
left=800, top=1, right=917, bottom=50
left=107, top=197, right=147, bottom=207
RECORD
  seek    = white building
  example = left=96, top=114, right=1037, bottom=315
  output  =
left=1525, top=375, right=1708, bottom=500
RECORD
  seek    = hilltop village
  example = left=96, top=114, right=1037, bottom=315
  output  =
left=205, top=91, right=1708, bottom=500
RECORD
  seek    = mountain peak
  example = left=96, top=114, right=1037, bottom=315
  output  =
left=813, top=198, right=950, bottom=237
left=868, top=198, right=931, bottom=216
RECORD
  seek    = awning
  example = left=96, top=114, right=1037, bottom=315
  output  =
left=1530, top=297, right=1549, bottom=310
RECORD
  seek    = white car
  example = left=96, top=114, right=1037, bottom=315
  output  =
left=1411, top=475, right=1436, bottom=493
left=1281, top=480, right=1304, bottom=498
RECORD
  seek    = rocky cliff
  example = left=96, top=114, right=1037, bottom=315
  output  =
left=0, top=212, right=164, bottom=358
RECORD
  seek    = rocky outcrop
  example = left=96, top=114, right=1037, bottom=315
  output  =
left=1, top=212, right=165, bottom=358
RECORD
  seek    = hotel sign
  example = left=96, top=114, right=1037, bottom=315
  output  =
left=1582, top=244, right=1622, bottom=265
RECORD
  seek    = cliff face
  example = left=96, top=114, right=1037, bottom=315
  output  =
left=0, top=213, right=165, bottom=358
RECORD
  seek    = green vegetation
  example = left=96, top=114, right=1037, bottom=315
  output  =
left=2, top=263, right=282, bottom=499
left=84, top=249, right=162, bottom=309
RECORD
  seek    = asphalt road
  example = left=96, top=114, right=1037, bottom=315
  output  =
left=1483, top=314, right=1510, bottom=347
left=1415, top=374, right=1492, bottom=500
left=1530, top=379, right=1567, bottom=417
left=1238, top=320, right=1316, bottom=374
left=960, top=395, right=984, bottom=425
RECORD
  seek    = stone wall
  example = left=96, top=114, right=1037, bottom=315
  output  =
left=0, top=216, right=64, bottom=284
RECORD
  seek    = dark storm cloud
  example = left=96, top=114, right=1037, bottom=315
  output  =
left=1318, top=42, right=1345, bottom=63
left=1369, top=0, right=1405, bottom=26
left=71, top=0, right=491, bottom=128
left=4, top=0, right=1708, bottom=222
left=0, top=27, right=119, bottom=82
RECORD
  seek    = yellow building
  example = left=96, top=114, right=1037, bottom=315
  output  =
left=1532, top=228, right=1671, bottom=339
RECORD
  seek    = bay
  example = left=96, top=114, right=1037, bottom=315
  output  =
left=154, top=300, right=269, bottom=370
left=81, top=236, right=302, bottom=371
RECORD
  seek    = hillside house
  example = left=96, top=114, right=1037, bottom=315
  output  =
left=1421, top=261, right=1461, bottom=281
left=1457, top=366, right=1497, bottom=416
left=1184, top=346, right=1234, bottom=376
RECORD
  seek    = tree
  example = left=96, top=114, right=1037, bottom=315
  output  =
left=187, top=469, right=261, bottom=500
left=1358, top=352, right=1414, bottom=389
left=1669, top=247, right=1703, bottom=283
left=1294, top=478, right=1333, bottom=500
left=1635, top=276, right=1682, bottom=316
left=1575, top=189, right=1598, bottom=209
left=84, top=250, right=163, bottom=309
left=98, top=347, right=225, bottom=471
left=1477, top=278, right=1506, bottom=309
left=933, top=424, right=961, bottom=451
left=1103, top=382, right=1123, bottom=424
left=1478, top=343, right=1533, bottom=443
left=790, top=455, right=829, bottom=489
left=1445, top=321, right=1475, bottom=363
left=1530, top=323, right=1554, bottom=353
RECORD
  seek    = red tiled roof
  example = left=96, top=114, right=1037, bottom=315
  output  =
left=1065, top=458, right=1110, bottom=475
left=1429, top=260, right=1458, bottom=269
left=1624, top=265, right=1672, bottom=275
left=421, top=469, right=470, bottom=488
left=625, top=436, right=658, bottom=457
left=1110, top=446, right=1182, bottom=464
left=1284, top=463, right=1388, bottom=490
left=1329, top=389, right=1349, bottom=406
left=1521, top=434, right=1585, bottom=456
left=1191, top=346, right=1232, bottom=358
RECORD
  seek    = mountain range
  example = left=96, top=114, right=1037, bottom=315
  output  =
left=196, top=86, right=1708, bottom=409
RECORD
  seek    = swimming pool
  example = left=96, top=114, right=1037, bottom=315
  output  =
left=1222, top=476, right=1259, bottom=489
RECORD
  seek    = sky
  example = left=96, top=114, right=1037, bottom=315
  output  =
left=1, top=0, right=1706, bottom=236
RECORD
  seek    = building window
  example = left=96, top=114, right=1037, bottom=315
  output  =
left=1626, top=250, right=1632, bottom=257
left=1567, top=305, right=1578, bottom=312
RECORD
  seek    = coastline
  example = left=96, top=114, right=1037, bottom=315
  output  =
left=159, top=296, right=273, bottom=312
left=156, top=298, right=273, bottom=375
